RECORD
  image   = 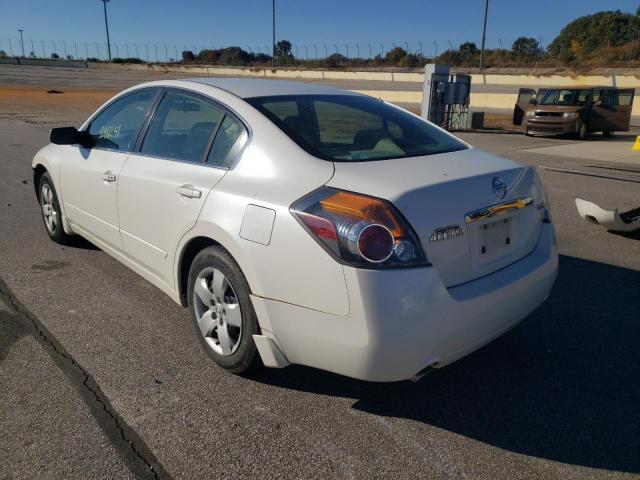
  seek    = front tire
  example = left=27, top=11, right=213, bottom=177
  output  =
left=187, top=246, right=261, bottom=374
left=38, top=172, right=72, bottom=244
left=576, top=121, right=588, bottom=140
left=603, top=130, right=613, bottom=138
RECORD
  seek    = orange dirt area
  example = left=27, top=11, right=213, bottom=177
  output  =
left=0, top=86, right=117, bottom=126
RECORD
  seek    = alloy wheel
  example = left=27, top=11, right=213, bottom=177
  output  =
left=41, top=183, right=57, bottom=234
left=192, top=267, right=242, bottom=356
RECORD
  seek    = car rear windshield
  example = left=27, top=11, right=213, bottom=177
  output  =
left=246, top=94, right=467, bottom=161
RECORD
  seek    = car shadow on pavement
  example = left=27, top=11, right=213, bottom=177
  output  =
left=63, top=235, right=100, bottom=251
left=249, top=255, right=640, bottom=473
left=0, top=308, right=29, bottom=366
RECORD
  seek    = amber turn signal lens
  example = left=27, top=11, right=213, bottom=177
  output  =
left=319, top=191, right=404, bottom=237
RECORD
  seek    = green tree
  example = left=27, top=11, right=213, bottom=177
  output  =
left=276, top=40, right=293, bottom=59
left=385, top=47, right=407, bottom=64
left=458, top=42, right=478, bottom=56
left=512, top=37, right=542, bottom=58
left=548, top=10, right=640, bottom=56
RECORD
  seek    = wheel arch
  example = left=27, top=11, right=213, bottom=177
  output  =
left=33, top=163, right=48, bottom=197
left=176, top=235, right=254, bottom=308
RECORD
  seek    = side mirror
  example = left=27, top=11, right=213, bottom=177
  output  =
left=50, top=127, right=94, bottom=148
left=528, top=98, right=537, bottom=105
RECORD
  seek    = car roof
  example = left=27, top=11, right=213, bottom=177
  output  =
left=183, top=77, right=361, bottom=99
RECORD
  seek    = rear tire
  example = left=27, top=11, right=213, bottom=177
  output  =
left=38, top=172, right=72, bottom=244
left=187, top=246, right=262, bottom=374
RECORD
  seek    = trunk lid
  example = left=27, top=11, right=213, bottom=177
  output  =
left=328, top=148, right=545, bottom=287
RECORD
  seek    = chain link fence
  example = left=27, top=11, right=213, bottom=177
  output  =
left=2, top=37, right=638, bottom=70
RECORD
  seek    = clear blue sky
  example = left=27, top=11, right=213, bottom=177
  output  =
left=2, top=0, right=638, bottom=54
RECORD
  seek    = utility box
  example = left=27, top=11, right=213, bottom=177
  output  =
left=421, top=64, right=451, bottom=127
left=421, top=65, right=472, bottom=130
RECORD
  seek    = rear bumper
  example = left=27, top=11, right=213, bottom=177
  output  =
left=252, top=223, right=558, bottom=382
left=524, top=118, right=578, bottom=135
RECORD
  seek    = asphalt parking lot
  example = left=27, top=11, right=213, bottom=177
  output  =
left=1, top=101, right=640, bottom=478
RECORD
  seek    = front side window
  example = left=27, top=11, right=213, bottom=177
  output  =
left=247, top=95, right=467, bottom=161
left=88, top=90, right=157, bottom=151
left=141, top=91, right=224, bottom=163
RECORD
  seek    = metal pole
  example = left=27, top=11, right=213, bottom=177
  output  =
left=30, top=39, right=35, bottom=57
left=41, top=39, right=46, bottom=58
left=74, top=41, right=78, bottom=59
left=272, top=0, right=276, bottom=66
left=8, top=38, right=13, bottom=57
left=101, top=0, right=112, bottom=61
left=479, top=0, right=489, bottom=69
left=18, top=30, right=25, bottom=57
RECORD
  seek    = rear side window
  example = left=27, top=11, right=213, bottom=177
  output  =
left=141, top=91, right=224, bottom=163
left=248, top=94, right=467, bottom=161
left=207, top=116, right=248, bottom=167
left=88, top=90, right=157, bottom=151
left=602, top=90, right=619, bottom=106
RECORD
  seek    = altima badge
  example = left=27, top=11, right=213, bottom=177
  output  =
left=429, top=225, right=464, bottom=243
left=492, top=177, right=507, bottom=199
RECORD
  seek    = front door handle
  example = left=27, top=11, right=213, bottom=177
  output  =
left=102, top=171, right=117, bottom=182
left=176, top=184, right=202, bottom=199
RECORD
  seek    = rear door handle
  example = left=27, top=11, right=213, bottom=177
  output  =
left=102, top=171, right=117, bottom=182
left=176, top=184, right=202, bottom=199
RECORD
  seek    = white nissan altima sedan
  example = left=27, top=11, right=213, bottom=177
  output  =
left=33, top=78, right=558, bottom=382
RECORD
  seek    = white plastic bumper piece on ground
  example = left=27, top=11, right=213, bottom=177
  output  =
left=575, top=198, right=640, bottom=233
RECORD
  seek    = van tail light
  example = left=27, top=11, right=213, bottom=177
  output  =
left=291, top=187, right=430, bottom=268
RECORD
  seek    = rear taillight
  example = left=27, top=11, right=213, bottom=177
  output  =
left=291, top=187, right=430, bottom=268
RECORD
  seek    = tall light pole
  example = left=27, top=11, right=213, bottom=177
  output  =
left=18, top=29, right=25, bottom=57
left=479, top=0, right=489, bottom=69
left=100, top=0, right=112, bottom=61
left=272, top=0, right=276, bottom=66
